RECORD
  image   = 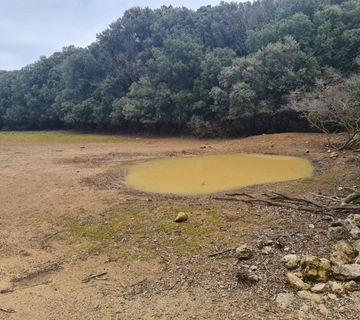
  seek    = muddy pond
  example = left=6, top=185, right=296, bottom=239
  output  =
left=124, top=154, right=313, bottom=195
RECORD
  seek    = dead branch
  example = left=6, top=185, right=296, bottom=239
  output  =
left=0, top=307, right=15, bottom=313
left=341, top=192, right=360, bottom=205
left=208, top=247, right=236, bottom=257
left=214, top=190, right=360, bottom=215
left=82, top=272, right=108, bottom=283
left=225, top=192, right=254, bottom=198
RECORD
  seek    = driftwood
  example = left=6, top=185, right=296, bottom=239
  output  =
left=214, top=190, right=360, bottom=214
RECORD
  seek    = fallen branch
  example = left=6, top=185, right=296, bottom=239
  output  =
left=82, top=272, right=108, bottom=283
left=215, top=190, right=360, bottom=214
left=208, top=247, right=236, bottom=257
left=0, top=307, right=15, bottom=313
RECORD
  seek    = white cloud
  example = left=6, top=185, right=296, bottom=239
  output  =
left=0, top=0, right=232, bottom=70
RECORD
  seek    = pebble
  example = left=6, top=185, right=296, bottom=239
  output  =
left=174, top=212, right=188, bottom=223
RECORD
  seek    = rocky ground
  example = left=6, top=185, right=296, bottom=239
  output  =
left=0, top=131, right=359, bottom=319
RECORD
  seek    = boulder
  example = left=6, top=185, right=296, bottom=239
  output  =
left=286, top=272, right=311, bottom=290
left=235, top=244, right=253, bottom=260
left=333, top=264, right=360, bottom=281
left=174, top=212, right=188, bottom=223
left=282, top=254, right=300, bottom=270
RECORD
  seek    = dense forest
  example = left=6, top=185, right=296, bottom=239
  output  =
left=0, top=0, right=359, bottom=136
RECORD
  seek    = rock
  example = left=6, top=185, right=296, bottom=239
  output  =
left=352, top=214, right=360, bottom=224
left=329, top=281, right=345, bottom=294
left=236, top=268, right=260, bottom=283
left=261, top=246, right=273, bottom=255
left=344, top=280, right=360, bottom=292
left=333, top=264, right=360, bottom=281
left=257, top=237, right=273, bottom=249
left=311, top=283, right=328, bottom=294
left=354, top=254, right=360, bottom=264
left=330, top=251, right=351, bottom=265
left=328, top=226, right=348, bottom=240
left=174, top=212, right=188, bottom=223
left=275, top=293, right=294, bottom=309
left=342, top=219, right=360, bottom=239
left=300, top=256, right=331, bottom=282
left=350, top=228, right=360, bottom=240
left=249, top=265, right=258, bottom=271
left=318, top=304, right=330, bottom=316
left=333, top=240, right=354, bottom=256
left=352, top=240, right=360, bottom=253
left=286, top=272, right=311, bottom=290
left=327, top=293, right=338, bottom=300
left=235, top=244, right=253, bottom=260
left=297, top=290, right=322, bottom=303
left=329, top=152, right=338, bottom=159
left=282, top=254, right=300, bottom=270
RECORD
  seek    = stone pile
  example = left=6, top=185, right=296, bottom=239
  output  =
left=282, top=213, right=360, bottom=301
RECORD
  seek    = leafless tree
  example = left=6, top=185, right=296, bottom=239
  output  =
left=288, top=69, right=360, bottom=150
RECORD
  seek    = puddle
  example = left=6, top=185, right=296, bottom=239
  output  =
left=124, top=154, right=313, bottom=195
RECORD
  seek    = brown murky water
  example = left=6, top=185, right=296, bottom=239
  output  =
left=124, top=154, right=313, bottom=195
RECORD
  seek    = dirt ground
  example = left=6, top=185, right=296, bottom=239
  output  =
left=0, top=132, right=359, bottom=319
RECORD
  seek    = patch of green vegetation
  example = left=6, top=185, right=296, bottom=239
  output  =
left=157, top=223, right=178, bottom=233
left=0, top=131, right=130, bottom=143
left=69, top=203, right=263, bottom=259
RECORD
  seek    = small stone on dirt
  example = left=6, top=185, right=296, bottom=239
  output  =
left=174, top=212, right=188, bottom=223
left=344, top=280, right=360, bottom=292
left=333, top=240, right=354, bottom=256
left=329, top=281, right=345, bottom=294
left=286, top=272, right=311, bottom=290
left=318, top=304, right=329, bottom=316
left=261, top=246, right=273, bottom=255
left=333, top=264, right=360, bottom=281
left=328, top=226, right=348, bottom=240
left=297, top=290, right=322, bottom=303
left=311, top=283, right=328, bottom=293
left=235, top=244, right=253, bottom=260
left=282, top=254, right=300, bottom=270
left=275, top=293, right=294, bottom=309
left=330, top=251, right=351, bottom=265
left=300, top=256, right=331, bottom=282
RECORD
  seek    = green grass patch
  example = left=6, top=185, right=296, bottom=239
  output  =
left=69, top=203, right=262, bottom=258
left=0, top=131, right=131, bottom=143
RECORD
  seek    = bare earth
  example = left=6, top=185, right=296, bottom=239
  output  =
left=0, top=132, right=359, bottom=319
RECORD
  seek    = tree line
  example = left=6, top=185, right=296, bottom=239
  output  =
left=0, top=0, right=359, bottom=136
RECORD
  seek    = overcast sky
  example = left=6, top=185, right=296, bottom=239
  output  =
left=0, top=0, right=235, bottom=71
